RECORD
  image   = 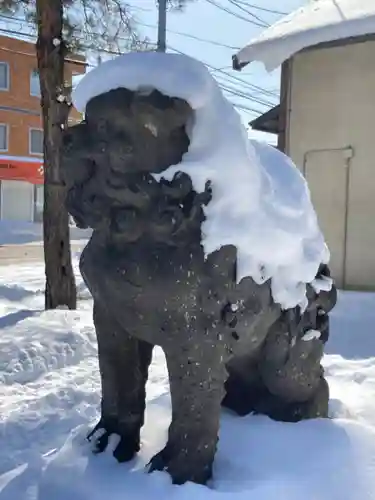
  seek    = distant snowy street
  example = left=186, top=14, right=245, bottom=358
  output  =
left=0, top=220, right=91, bottom=247
left=0, top=254, right=375, bottom=499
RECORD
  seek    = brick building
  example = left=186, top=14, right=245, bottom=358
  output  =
left=0, top=35, right=86, bottom=222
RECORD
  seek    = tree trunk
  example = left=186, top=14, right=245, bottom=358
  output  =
left=36, top=0, right=77, bottom=310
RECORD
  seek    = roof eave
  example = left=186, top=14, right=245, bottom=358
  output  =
left=249, top=104, right=280, bottom=135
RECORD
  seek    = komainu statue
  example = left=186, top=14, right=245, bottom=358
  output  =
left=62, top=54, right=337, bottom=486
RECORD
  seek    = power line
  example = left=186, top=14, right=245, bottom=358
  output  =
left=0, top=12, right=241, bottom=51
left=204, top=0, right=268, bottom=27
left=219, top=82, right=275, bottom=107
left=0, top=37, right=270, bottom=115
left=218, top=84, right=274, bottom=108
left=211, top=65, right=242, bottom=72
left=168, top=43, right=279, bottom=99
left=226, top=0, right=270, bottom=27
left=0, top=26, right=34, bottom=41
left=233, top=102, right=265, bottom=115
left=0, top=22, right=278, bottom=111
left=129, top=5, right=152, bottom=13
left=0, top=26, right=128, bottom=61
left=166, top=45, right=275, bottom=114
left=200, top=62, right=278, bottom=98
left=214, top=72, right=278, bottom=98
left=167, top=45, right=279, bottom=105
left=233, top=1, right=288, bottom=16
left=138, top=21, right=241, bottom=50
left=0, top=22, right=152, bottom=56
left=0, top=16, right=277, bottom=98
left=213, top=68, right=278, bottom=97
left=0, top=39, right=88, bottom=66
left=223, top=93, right=272, bottom=113
left=0, top=12, right=31, bottom=24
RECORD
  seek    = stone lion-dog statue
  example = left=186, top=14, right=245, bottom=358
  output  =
left=62, top=87, right=336, bottom=485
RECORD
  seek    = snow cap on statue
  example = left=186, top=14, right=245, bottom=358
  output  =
left=73, top=51, right=330, bottom=311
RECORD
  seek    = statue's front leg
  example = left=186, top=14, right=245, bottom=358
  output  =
left=149, top=336, right=227, bottom=485
left=257, top=314, right=329, bottom=422
left=89, top=301, right=153, bottom=462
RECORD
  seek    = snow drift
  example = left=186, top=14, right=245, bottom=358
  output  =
left=1, top=260, right=375, bottom=499
left=73, top=52, right=329, bottom=310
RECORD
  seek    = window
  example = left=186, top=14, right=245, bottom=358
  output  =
left=0, top=124, right=8, bottom=151
left=29, top=128, right=43, bottom=155
left=0, top=62, right=9, bottom=91
left=30, top=69, right=40, bottom=97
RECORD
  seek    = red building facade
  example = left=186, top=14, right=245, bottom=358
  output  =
left=0, top=35, right=85, bottom=221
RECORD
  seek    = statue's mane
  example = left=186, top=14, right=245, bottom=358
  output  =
left=62, top=87, right=211, bottom=246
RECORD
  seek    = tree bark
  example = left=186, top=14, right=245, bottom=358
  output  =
left=36, top=0, right=77, bottom=310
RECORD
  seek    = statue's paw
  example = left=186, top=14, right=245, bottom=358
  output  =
left=112, top=434, right=140, bottom=463
left=87, top=418, right=140, bottom=462
left=254, top=376, right=329, bottom=422
left=147, top=444, right=212, bottom=485
left=147, top=445, right=171, bottom=473
left=87, top=419, right=108, bottom=453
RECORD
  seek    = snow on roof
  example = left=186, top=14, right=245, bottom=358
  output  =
left=73, top=52, right=329, bottom=311
left=234, top=0, right=375, bottom=72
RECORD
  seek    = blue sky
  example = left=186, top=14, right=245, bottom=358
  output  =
left=129, top=0, right=306, bottom=141
left=0, top=0, right=307, bottom=142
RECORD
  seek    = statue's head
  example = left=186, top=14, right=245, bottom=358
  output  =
left=62, top=87, right=210, bottom=246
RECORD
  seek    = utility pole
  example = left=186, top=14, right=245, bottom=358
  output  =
left=157, top=0, right=167, bottom=52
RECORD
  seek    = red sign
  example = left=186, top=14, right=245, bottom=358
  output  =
left=0, top=156, right=43, bottom=184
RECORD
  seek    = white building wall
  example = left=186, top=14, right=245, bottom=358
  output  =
left=286, top=40, right=375, bottom=290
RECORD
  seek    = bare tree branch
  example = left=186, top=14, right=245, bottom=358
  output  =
left=0, top=0, right=150, bottom=53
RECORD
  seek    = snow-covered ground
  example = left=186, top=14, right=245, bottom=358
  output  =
left=0, top=220, right=91, bottom=246
left=1, top=256, right=375, bottom=499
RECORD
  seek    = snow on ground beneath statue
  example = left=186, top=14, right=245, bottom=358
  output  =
left=0, top=220, right=91, bottom=246
left=1, top=262, right=375, bottom=499
left=73, top=52, right=328, bottom=311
